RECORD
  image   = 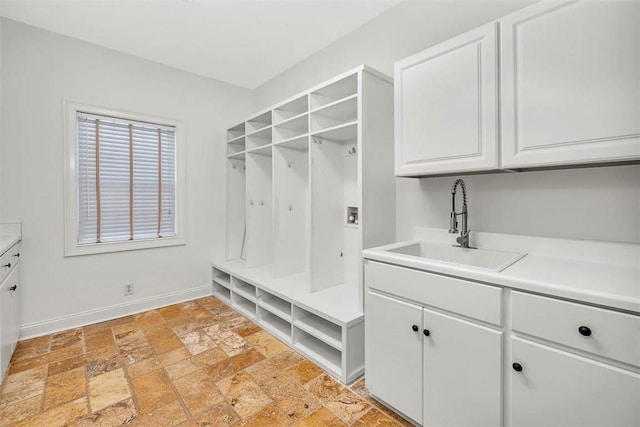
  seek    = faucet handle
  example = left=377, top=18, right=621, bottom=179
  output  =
left=449, top=212, right=458, bottom=233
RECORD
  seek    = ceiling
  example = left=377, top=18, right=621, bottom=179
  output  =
left=0, top=0, right=400, bottom=89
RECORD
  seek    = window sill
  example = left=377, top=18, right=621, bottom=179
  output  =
left=65, top=236, right=186, bottom=257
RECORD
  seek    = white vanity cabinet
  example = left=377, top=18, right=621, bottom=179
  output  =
left=0, top=242, right=22, bottom=381
left=365, top=261, right=503, bottom=427
left=500, top=0, right=640, bottom=168
left=394, top=0, right=639, bottom=176
left=394, top=22, right=499, bottom=176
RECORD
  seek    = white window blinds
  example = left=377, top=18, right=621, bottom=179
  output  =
left=77, top=113, right=176, bottom=244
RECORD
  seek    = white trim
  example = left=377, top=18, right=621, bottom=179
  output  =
left=20, top=284, right=211, bottom=339
left=63, top=99, right=187, bottom=256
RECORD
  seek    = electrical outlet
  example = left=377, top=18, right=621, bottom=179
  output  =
left=124, top=282, right=134, bottom=296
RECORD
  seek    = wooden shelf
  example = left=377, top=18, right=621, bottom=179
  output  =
left=227, top=151, right=246, bottom=160
left=274, top=134, right=309, bottom=149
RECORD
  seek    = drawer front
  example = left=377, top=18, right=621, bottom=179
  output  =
left=365, top=261, right=502, bottom=325
left=0, top=243, right=20, bottom=284
left=512, top=291, right=640, bottom=367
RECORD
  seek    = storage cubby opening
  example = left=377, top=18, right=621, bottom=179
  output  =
left=273, top=95, right=308, bottom=124
left=294, top=328, right=342, bottom=374
left=226, top=159, right=246, bottom=260
left=245, top=151, right=274, bottom=268
left=232, top=277, right=256, bottom=301
left=232, top=292, right=256, bottom=318
left=246, top=111, right=272, bottom=133
left=310, top=74, right=358, bottom=110
left=294, top=308, right=342, bottom=350
left=258, top=307, right=292, bottom=342
left=227, top=139, right=246, bottom=155
left=274, top=143, right=309, bottom=278
left=310, top=133, right=359, bottom=292
left=246, top=126, right=272, bottom=151
left=310, top=96, right=357, bottom=133
left=227, top=122, right=245, bottom=141
left=212, top=281, right=231, bottom=302
left=258, top=291, right=292, bottom=320
left=273, top=115, right=309, bottom=143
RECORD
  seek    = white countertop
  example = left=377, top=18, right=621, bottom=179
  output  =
left=363, top=228, right=640, bottom=314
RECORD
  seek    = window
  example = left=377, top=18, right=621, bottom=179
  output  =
left=65, top=101, right=185, bottom=256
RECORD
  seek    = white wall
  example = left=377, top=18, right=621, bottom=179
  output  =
left=253, top=0, right=640, bottom=244
left=1, top=19, right=253, bottom=336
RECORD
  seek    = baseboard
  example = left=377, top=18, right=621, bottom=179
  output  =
left=20, top=284, right=212, bottom=339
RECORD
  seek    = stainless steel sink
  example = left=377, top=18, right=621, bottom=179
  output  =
left=387, top=241, right=526, bottom=272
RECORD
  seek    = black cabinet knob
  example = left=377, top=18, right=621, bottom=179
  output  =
left=12, top=253, right=20, bottom=258
left=8, top=285, right=17, bottom=291
left=578, top=326, right=592, bottom=337
left=3, top=263, right=10, bottom=268
left=512, top=363, right=523, bottom=372
left=411, top=325, right=419, bottom=332
left=423, top=329, right=430, bottom=337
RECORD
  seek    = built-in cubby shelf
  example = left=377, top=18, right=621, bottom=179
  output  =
left=295, top=329, right=342, bottom=375
left=273, top=95, right=308, bottom=124
left=219, top=65, right=394, bottom=384
left=294, top=307, right=342, bottom=350
left=257, top=307, right=292, bottom=343
left=227, top=122, right=245, bottom=141
left=246, top=111, right=272, bottom=134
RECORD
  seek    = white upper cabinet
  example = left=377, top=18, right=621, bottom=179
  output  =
left=394, top=22, right=499, bottom=176
left=500, top=0, right=640, bottom=168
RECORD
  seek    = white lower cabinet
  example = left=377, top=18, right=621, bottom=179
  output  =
left=0, top=245, right=21, bottom=381
left=511, top=337, right=640, bottom=427
left=365, top=260, right=640, bottom=427
left=365, top=261, right=503, bottom=426
left=366, top=292, right=423, bottom=423
left=423, top=309, right=502, bottom=427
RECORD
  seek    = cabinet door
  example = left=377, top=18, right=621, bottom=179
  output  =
left=0, top=266, right=18, bottom=380
left=501, top=0, right=640, bottom=168
left=511, top=337, right=640, bottom=427
left=366, top=291, right=423, bottom=424
left=10, top=264, right=21, bottom=352
left=394, top=22, right=498, bottom=176
left=423, top=309, right=502, bottom=427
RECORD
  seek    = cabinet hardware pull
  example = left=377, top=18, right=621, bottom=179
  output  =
left=512, top=363, right=523, bottom=372
left=423, top=329, right=430, bottom=337
left=578, top=326, right=592, bottom=337
left=9, top=285, right=17, bottom=291
left=412, top=325, right=419, bottom=332
left=3, top=263, right=10, bottom=268
left=12, top=253, right=20, bottom=258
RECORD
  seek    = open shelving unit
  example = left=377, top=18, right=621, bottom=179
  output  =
left=215, top=65, right=394, bottom=384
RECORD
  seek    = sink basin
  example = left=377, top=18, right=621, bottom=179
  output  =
left=387, top=241, right=526, bottom=272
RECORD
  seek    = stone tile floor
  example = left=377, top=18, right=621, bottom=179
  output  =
left=0, top=296, right=412, bottom=426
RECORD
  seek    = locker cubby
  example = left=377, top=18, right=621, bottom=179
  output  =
left=257, top=306, right=292, bottom=343
left=273, top=115, right=308, bottom=143
left=212, top=281, right=231, bottom=302
left=227, top=122, right=245, bottom=141
left=310, top=73, right=358, bottom=110
left=231, top=291, right=256, bottom=319
left=232, top=277, right=256, bottom=302
left=246, top=111, right=271, bottom=134
left=310, top=95, right=357, bottom=133
left=257, top=289, right=292, bottom=321
left=274, top=140, right=309, bottom=278
left=216, top=65, right=394, bottom=384
left=273, top=95, right=308, bottom=124
left=245, top=149, right=273, bottom=268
